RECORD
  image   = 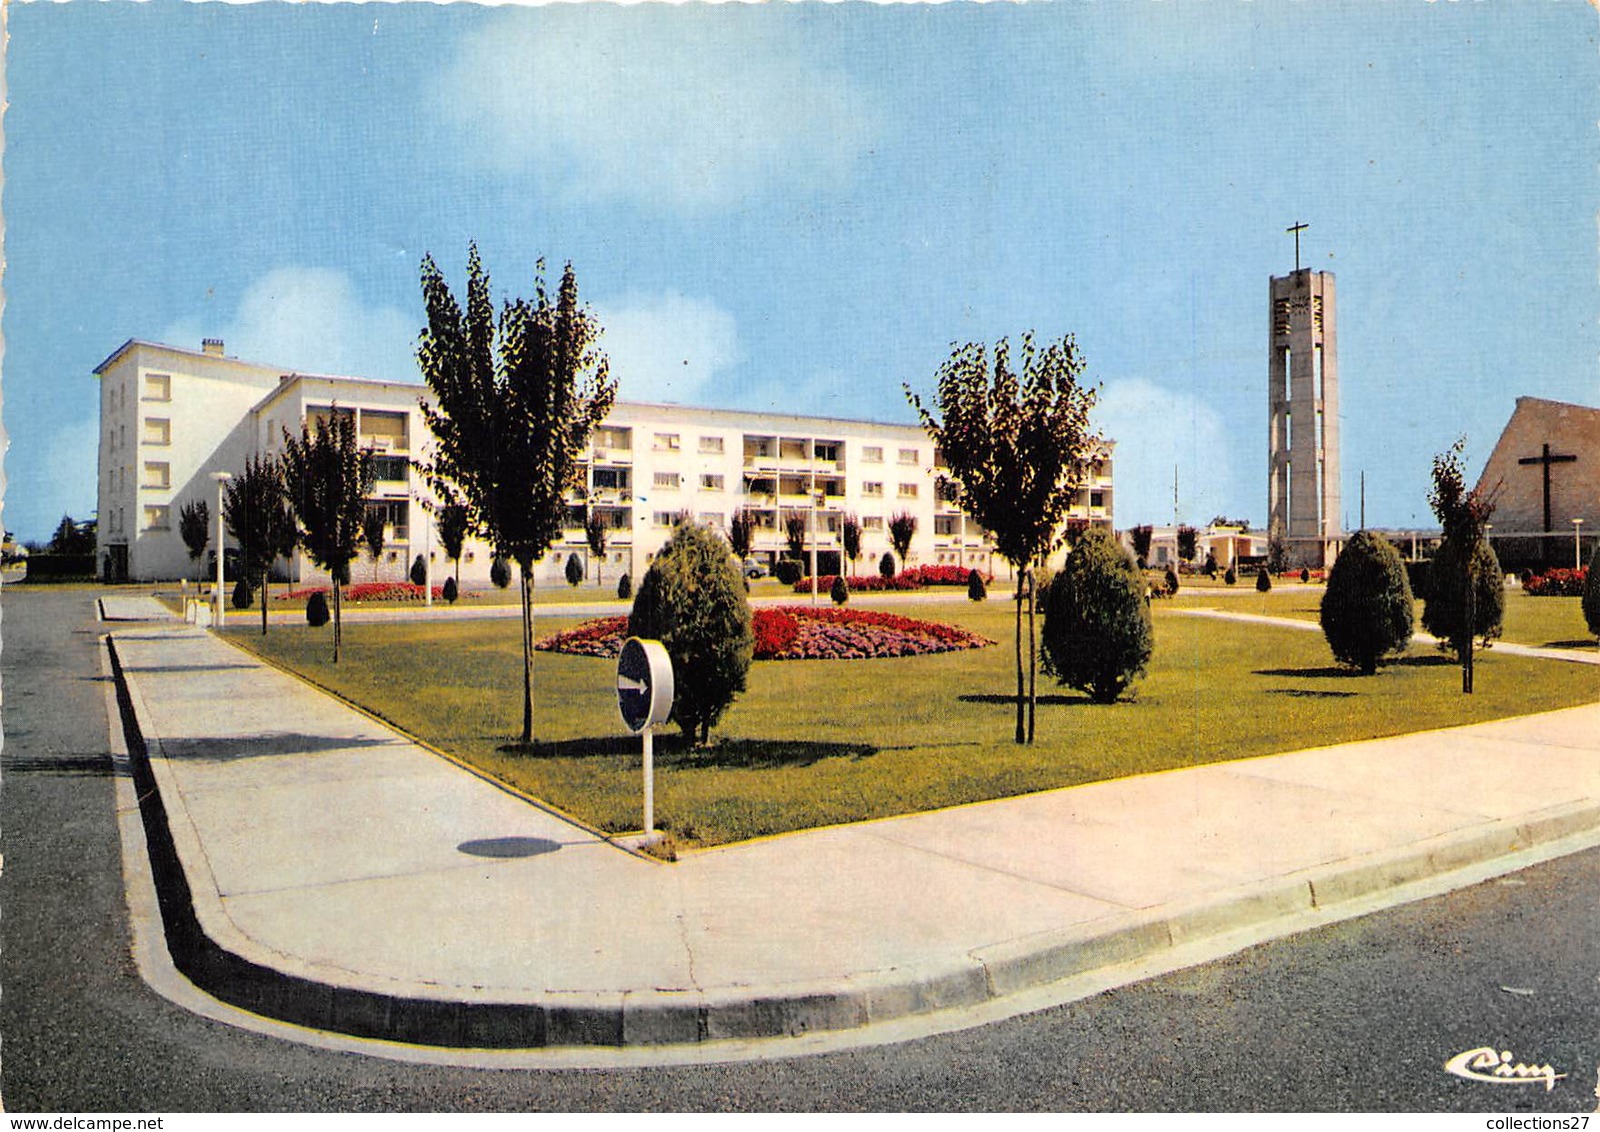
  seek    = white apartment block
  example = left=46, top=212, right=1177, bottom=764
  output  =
left=95, top=338, right=1116, bottom=585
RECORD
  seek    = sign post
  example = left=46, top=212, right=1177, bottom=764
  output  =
left=616, top=637, right=674, bottom=839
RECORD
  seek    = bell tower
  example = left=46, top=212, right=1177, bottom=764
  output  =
left=1268, top=225, right=1341, bottom=567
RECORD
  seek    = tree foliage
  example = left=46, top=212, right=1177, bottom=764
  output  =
left=1176, top=525, right=1198, bottom=563
left=281, top=407, right=375, bottom=662
left=363, top=507, right=387, bottom=581
left=878, top=552, right=896, bottom=579
left=1256, top=566, right=1272, bottom=593
left=1319, top=530, right=1414, bottom=675
left=1423, top=438, right=1500, bottom=692
left=1129, top=525, right=1154, bottom=567
left=565, top=551, right=584, bottom=587
left=1040, top=528, right=1152, bottom=704
left=830, top=574, right=849, bottom=604
left=841, top=513, right=862, bottom=568
left=729, top=509, right=755, bottom=561
left=968, top=569, right=988, bottom=601
left=628, top=521, right=754, bottom=745
left=417, top=244, right=615, bottom=744
left=784, top=512, right=808, bottom=561
left=223, top=452, right=295, bottom=635
left=438, top=497, right=470, bottom=583
left=584, top=509, right=609, bottom=585
left=887, top=511, right=918, bottom=570
left=906, top=332, right=1099, bottom=742
left=1583, top=543, right=1600, bottom=640
left=178, top=501, right=210, bottom=575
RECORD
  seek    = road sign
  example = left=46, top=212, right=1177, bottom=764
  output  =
left=617, top=637, right=674, bottom=734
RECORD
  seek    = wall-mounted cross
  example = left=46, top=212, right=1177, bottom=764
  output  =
left=1287, top=222, right=1308, bottom=271
left=1518, top=442, right=1578, bottom=541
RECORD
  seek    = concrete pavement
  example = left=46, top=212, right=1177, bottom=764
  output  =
left=101, top=595, right=1600, bottom=1057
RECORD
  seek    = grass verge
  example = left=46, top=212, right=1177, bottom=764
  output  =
left=226, top=600, right=1598, bottom=851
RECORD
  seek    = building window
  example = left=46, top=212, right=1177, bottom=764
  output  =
left=143, top=505, right=170, bottom=531
left=594, top=426, right=632, bottom=453
left=935, top=516, right=958, bottom=536
left=374, top=456, right=409, bottom=483
left=814, top=441, right=840, bottom=462
left=653, top=511, right=683, bottom=528
left=367, top=499, right=409, bottom=540
left=143, top=373, right=171, bottom=401
left=653, top=471, right=681, bottom=491
left=1090, top=491, right=1105, bottom=509
left=698, top=512, right=724, bottom=529
left=143, top=461, right=171, bottom=490
left=653, top=432, right=680, bottom=452
left=863, top=515, right=884, bottom=530
left=143, top=418, right=171, bottom=446
left=862, top=481, right=884, bottom=497
left=698, top=435, right=724, bottom=455
left=898, top=447, right=919, bottom=465
left=700, top=474, right=724, bottom=491
left=862, top=446, right=883, bottom=464
left=898, top=483, right=919, bottom=498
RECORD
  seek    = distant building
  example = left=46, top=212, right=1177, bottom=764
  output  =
left=1474, top=396, right=1598, bottom=570
left=94, top=338, right=1117, bottom=585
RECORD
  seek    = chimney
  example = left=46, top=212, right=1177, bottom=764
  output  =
left=202, top=338, right=225, bottom=357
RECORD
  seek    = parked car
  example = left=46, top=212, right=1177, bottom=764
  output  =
left=743, top=558, right=769, bottom=579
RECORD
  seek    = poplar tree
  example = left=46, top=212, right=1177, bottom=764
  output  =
left=907, top=332, right=1099, bottom=743
left=417, top=245, right=615, bottom=746
left=280, top=407, right=375, bottom=662
left=223, top=452, right=295, bottom=636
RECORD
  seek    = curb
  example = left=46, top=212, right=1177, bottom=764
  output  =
left=108, top=633, right=1600, bottom=1054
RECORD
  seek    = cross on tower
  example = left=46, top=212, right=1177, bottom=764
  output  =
left=1518, top=442, right=1578, bottom=556
left=1286, top=222, right=1309, bottom=271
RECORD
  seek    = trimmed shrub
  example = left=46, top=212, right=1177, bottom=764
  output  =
left=830, top=575, right=849, bottom=605
left=774, top=558, right=803, bottom=586
left=1525, top=567, right=1587, bottom=598
left=628, top=522, right=754, bottom=745
left=231, top=577, right=253, bottom=610
left=1224, top=566, right=1237, bottom=586
left=968, top=569, right=988, bottom=601
left=617, top=572, right=632, bottom=601
left=1202, top=552, right=1218, bottom=578
left=1164, top=565, right=1179, bottom=596
left=442, top=576, right=459, bottom=603
left=1585, top=546, right=1600, bottom=639
left=1421, top=535, right=1504, bottom=655
left=878, top=552, right=897, bottom=579
left=1040, top=528, right=1153, bottom=704
left=1404, top=559, right=1431, bottom=601
left=564, top=552, right=583, bottom=587
left=1256, top=567, right=1272, bottom=593
left=1320, top=529, right=1414, bottom=675
left=490, top=557, right=511, bottom=589
left=306, top=591, right=331, bottom=627
left=1300, top=567, right=1310, bottom=584
left=410, top=555, right=427, bottom=587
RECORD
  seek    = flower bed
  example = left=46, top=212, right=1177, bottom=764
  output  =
left=535, top=606, right=993, bottom=661
left=1525, top=567, right=1588, bottom=597
left=275, top=581, right=454, bottom=603
left=793, top=564, right=992, bottom=594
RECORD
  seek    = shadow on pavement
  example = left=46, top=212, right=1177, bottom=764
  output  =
left=157, top=733, right=400, bottom=762
left=457, top=836, right=563, bottom=859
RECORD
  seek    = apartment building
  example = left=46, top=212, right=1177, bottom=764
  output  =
left=95, top=338, right=1115, bottom=584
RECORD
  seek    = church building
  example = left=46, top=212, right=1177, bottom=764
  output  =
left=1474, top=396, right=1598, bottom=570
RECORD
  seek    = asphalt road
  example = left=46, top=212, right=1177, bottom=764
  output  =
left=3, top=585, right=1598, bottom=1113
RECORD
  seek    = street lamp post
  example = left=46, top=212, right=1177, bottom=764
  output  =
left=210, top=471, right=233, bottom=629
left=1573, top=518, right=1585, bottom=571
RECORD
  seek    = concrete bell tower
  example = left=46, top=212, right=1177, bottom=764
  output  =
left=1268, top=226, right=1341, bottom=568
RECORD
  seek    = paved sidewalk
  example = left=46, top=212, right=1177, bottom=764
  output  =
left=107, top=611, right=1600, bottom=1053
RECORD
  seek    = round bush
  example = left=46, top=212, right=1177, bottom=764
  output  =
left=1300, top=567, right=1311, bottom=584
left=231, top=577, right=253, bottom=610
left=306, top=591, right=330, bottom=627
left=490, top=557, right=511, bottom=589
left=1584, top=545, right=1600, bottom=640
left=564, top=551, right=584, bottom=587
left=1224, top=566, right=1237, bottom=586
left=1202, top=553, right=1218, bottom=578
left=410, top=555, right=427, bottom=587
left=1256, top=567, right=1272, bottom=593
left=967, top=569, right=988, bottom=602
left=442, top=576, right=459, bottom=603
left=830, top=575, right=850, bottom=605
left=617, top=572, right=632, bottom=600
left=1164, top=565, right=1179, bottom=596
left=1421, top=534, right=1504, bottom=656
left=628, top=522, right=754, bottom=745
left=774, top=559, right=803, bottom=586
left=879, top=552, right=897, bottom=579
left=1040, top=528, right=1153, bottom=704
left=1320, top=530, right=1414, bottom=675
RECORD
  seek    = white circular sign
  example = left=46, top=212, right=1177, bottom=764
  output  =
left=617, top=637, right=674, bottom=734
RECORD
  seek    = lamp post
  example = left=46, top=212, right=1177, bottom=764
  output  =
left=210, top=471, right=233, bottom=629
left=1574, top=518, right=1585, bottom=571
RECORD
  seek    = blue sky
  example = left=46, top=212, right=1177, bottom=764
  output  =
left=4, top=0, right=1596, bottom=543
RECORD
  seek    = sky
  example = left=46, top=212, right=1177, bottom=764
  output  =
left=3, top=0, right=1597, bottom=544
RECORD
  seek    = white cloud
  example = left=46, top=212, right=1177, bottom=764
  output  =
left=594, top=292, right=740, bottom=405
left=1095, top=377, right=1252, bottom=529
left=163, top=268, right=416, bottom=381
left=435, top=12, right=877, bottom=210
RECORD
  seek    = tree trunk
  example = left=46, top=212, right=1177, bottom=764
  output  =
left=520, top=563, right=535, bottom=746
left=332, top=579, right=342, bottom=664
left=1013, top=567, right=1025, bottom=744
left=260, top=570, right=269, bottom=636
left=1026, top=565, right=1037, bottom=744
left=1462, top=570, right=1475, bottom=694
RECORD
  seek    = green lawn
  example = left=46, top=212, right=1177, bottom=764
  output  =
left=225, top=599, right=1598, bottom=852
left=1180, top=588, right=1597, bottom=650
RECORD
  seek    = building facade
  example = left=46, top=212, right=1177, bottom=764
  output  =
left=1474, top=396, right=1599, bottom=570
left=96, top=339, right=1116, bottom=585
left=1268, top=268, right=1342, bottom=567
